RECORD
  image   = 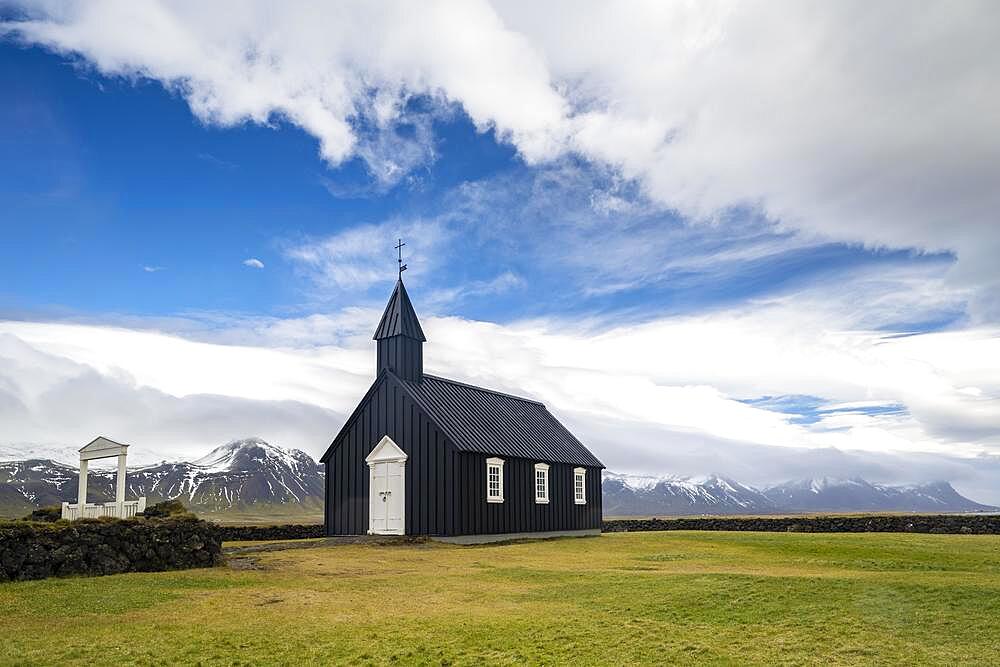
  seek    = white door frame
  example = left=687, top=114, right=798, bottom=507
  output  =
left=365, top=435, right=407, bottom=535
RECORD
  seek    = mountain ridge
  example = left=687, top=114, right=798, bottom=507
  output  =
left=603, top=471, right=996, bottom=516
left=1, top=440, right=995, bottom=517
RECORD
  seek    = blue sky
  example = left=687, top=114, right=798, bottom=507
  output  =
left=1, top=42, right=959, bottom=325
left=1, top=2, right=999, bottom=502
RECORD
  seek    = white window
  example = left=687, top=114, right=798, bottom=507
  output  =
left=534, top=463, right=550, bottom=504
left=486, top=457, right=504, bottom=503
left=573, top=467, right=587, bottom=504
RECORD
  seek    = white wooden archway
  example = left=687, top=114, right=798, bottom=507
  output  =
left=61, top=436, right=146, bottom=520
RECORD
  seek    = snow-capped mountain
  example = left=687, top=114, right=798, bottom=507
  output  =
left=603, top=472, right=996, bottom=516
left=0, top=438, right=324, bottom=516
left=603, top=472, right=776, bottom=516
left=0, top=443, right=81, bottom=467
left=127, top=438, right=324, bottom=512
left=0, top=459, right=91, bottom=516
left=761, top=477, right=993, bottom=513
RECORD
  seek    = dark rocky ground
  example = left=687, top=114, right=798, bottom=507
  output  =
left=0, top=514, right=222, bottom=582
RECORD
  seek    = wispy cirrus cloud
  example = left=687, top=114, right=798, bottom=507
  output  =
left=423, top=270, right=525, bottom=308
left=283, top=218, right=449, bottom=294
left=242, top=258, right=264, bottom=269
left=443, top=162, right=821, bottom=298
left=196, top=152, right=237, bottom=170
left=281, top=156, right=965, bottom=329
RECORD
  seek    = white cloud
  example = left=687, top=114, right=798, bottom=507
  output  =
left=242, top=257, right=264, bottom=269
left=0, top=332, right=344, bottom=463
left=0, top=322, right=369, bottom=409
left=142, top=266, right=163, bottom=273
left=497, top=2, right=1000, bottom=311
left=284, top=218, right=448, bottom=293
left=1, top=1, right=566, bottom=168
left=6, top=1, right=999, bottom=313
left=424, top=271, right=525, bottom=308
left=353, top=107, right=440, bottom=189
left=1, top=266, right=998, bottom=499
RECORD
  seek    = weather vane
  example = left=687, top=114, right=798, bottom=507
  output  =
left=395, top=238, right=407, bottom=279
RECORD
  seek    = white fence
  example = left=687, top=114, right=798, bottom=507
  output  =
left=61, top=498, right=147, bottom=521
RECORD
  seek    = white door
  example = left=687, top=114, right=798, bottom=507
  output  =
left=370, top=460, right=405, bottom=535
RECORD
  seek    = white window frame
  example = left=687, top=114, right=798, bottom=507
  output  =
left=486, top=457, right=505, bottom=503
left=573, top=467, right=587, bottom=505
left=534, top=463, right=550, bottom=504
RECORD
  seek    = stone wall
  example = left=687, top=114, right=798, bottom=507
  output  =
left=602, top=514, right=1000, bottom=534
left=213, top=514, right=1000, bottom=542
left=0, top=516, right=222, bottom=582
left=215, top=523, right=325, bottom=542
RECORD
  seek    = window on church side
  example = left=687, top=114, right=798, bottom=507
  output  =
left=534, top=463, right=550, bottom=504
left=486, top=457, right=504, bottom=503
left=574, top=467, right=586, bottom=504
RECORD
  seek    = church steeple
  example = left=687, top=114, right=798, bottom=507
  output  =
left=373, top=278, right=425, bottom=381
left=374, top=278, right=426, bottom=342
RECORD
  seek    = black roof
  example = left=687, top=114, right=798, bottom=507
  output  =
left=373, top=279, right=426, bottom=341
left=400, top=374, right=604, bottom=468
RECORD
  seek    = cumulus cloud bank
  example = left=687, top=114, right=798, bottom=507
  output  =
left=2, top=270, right=998, bottom=501
left=0, top=332, right=343, bottom=464
left=5, top=0, right=1000, bottom=311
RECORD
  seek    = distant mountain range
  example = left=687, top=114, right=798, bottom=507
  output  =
left=0, top=438, right=323, bottom=517
left=1, top=439, right=995, bottom=518
left=602, top=472, right=997, bottom=516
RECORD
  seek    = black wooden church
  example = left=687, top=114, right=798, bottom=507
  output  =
left=321, top=273, right=604, bottom=541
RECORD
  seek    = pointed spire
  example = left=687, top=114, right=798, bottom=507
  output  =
left=373, top=279, right=426, bottom=342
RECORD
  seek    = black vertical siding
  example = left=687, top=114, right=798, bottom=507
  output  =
left=376, top=336, right=423, bottom=381
left=452, top=453, right=602, bottom=536
left=326, top=377, right=454, bottom=536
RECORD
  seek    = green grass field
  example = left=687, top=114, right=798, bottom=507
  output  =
left=195, top=509, right=324, bottom=525
left=2, top=531, right=999, bottom=665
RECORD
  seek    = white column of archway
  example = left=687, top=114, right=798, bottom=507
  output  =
left=77, top=457, right=88, bottom=506
left=116, top=454, right=126, bottom=504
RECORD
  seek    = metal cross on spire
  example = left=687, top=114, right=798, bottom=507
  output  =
left=395, top=238, right=408, bottom=279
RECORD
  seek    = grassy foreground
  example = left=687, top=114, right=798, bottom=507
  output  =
left=2, top=532, right=999, bottom=665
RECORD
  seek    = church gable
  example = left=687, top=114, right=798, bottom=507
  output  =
left=320, top=370, right=458, bottom=464
left=324, top=367, right=459, bottom=536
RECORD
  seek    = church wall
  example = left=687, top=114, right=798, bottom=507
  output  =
left=325, top=375, right=456, bottom=536
left=454, top=453, right=603, bottom=536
